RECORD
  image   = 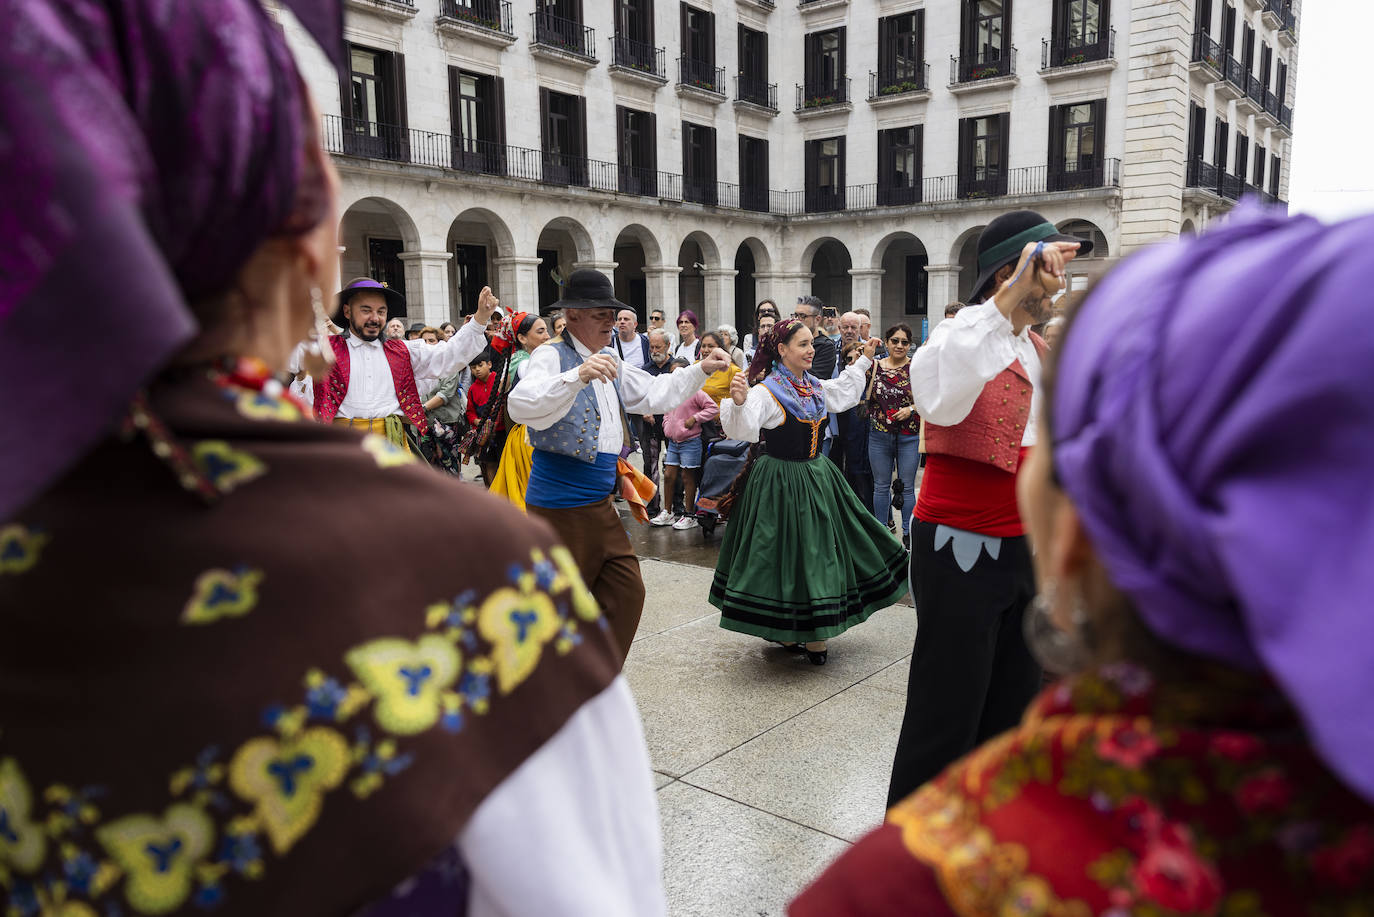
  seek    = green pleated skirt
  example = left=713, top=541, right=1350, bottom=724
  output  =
left=710, top=454, right=909, bottom=642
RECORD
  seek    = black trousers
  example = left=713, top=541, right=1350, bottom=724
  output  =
left=886, top=520, right=1041, bottom=807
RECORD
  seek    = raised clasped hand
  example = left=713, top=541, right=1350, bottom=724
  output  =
left=729, top=371, right=749, bottom=406
left=699, top=347, right=731, bottom=374
left=577, top=353, right=619, bottom=384
left=475, top=286, right=499, bottom=324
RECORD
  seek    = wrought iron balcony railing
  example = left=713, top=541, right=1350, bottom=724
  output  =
left=1191, top=30, right=1224, bottom=73
left=439, top=0, right=513, bottom=35
left=1223, top=52, right=1245, bottom=89
left=612, top=35, right=665, bottom=79
left=951, top=47, right=1017, bottom=84
left=868, top=63, right=930, bottom=98
left=531, top=11, right=596, bottom=59
left=678, top=57, right=725, bottom=94
left=796, top=78, right=851, bottom=110
left=735, top=75, right=778, bottom=109
left=1042, top=28, right=1115, bottom=68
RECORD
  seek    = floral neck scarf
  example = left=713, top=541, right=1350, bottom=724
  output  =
left=762, top=363, right=826, bottom=421
left=803, top=662, right=1374, bottom=916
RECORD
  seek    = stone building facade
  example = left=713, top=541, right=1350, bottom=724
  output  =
left=272, top=0, right=1299, bottom=335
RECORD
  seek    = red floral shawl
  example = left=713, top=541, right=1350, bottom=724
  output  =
left=793, top=663, right=1374, bottom=916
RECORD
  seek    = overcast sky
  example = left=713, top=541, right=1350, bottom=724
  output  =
left=1286, top=2, right=1374, bottom=222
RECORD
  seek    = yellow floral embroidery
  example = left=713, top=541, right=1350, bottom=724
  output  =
left=478, top=585, right=561, bottom=694
left=234, top=390, right=303, bottom=423
left=0, top=758, right=46, bottom=874
left=191, top=441, right=266, bottom=493
left=227, top=728, right=349, bottom=855
left=0, top=525, right=49, bottom=576
left=361, top=433, right=416, bottom=469
left=548, top=546, right=600, bottom=621
left=181, top=568, right=264, bottom=625
left=95, top=804, right=214, bottom=915
left=346, top=636, right=461, bottom=735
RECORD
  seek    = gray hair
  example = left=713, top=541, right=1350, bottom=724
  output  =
left=717, top=323, right=738, bottom=345
left=797, top=295, right=824, bottom=310
left=646, top=329, right=669, bottom=344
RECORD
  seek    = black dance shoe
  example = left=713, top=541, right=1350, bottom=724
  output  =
left=806, top=648, right=828, bottom=665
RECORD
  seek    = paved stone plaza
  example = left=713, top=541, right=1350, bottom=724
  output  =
left=625, top=524, right=916, bottom=916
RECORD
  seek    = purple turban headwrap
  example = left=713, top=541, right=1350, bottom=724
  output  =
left=0, top=0, right=343, bottom=521
left=1052, top=205, right=1374, bottom=801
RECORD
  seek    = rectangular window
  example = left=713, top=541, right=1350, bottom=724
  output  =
left=1188, top=102, right=1206, bottom=162
left=905, top=254, right=930, bottom=318
left=1242, top=23, right=1254, bottom=75
left=680, top=3, right=716, bottom=87
left=343, top=45, right=409, bottom=162
left=803, top=28, right=847, bottom=102
left=877, top=11, right=925, bottom=90
left=877, top=125, right=922, bottom=206
left=1213, top=117, right=1229, bottom=171
left=617, top=106, right=657, bottom=196
left=1277, top=59, right=1288, bottom=104
left=1051, top=0, right=1110, bottom=65
left=959, top=0, right=1012, bottom=80
left=682, top=121, right=717, bottom=205
left=449, top=68, right=505, bottom=175
left=958, top=113, right=1009, bottom=198
left=1260, top=43, right=1272, bottom=89
left=738, top=25, right=770, bottom=105
left=615, top=0, right=657, bottom=72
left=738, top=135, right=769, bottom=212
left=1253, top=143, right=1266, bottom=187
left=539, top=88, right=588, bottom=187
left=1234, top=132, right=1249, bottom=178
left=1222, top=5, right=1236, bottom=56
left=804, top=136, right=846, bottom=212
left=1269, top=154, right=1281, bottom=197
left=1048, top=99, right=1105, bottom=190
left=1194, top=0, right=1212, bottom=37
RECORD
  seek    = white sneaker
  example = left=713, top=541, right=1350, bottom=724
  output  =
left=650, top=510, right=676, bottom=526
left=672, top=515, right=698, bottom=530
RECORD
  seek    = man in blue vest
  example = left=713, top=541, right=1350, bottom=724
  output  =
left=509, top=270, right=731, bottom=663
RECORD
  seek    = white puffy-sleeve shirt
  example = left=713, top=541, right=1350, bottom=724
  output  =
left=719, top=357, right=872, bottom=442
left=336, top=320, right=488, bottom=420
left=909, top=300, right=1041, bottom=446
left=507, top=335, right=708, bottom=455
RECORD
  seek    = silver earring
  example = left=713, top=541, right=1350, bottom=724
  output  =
left=1023, top=579, right=1092, bottom=675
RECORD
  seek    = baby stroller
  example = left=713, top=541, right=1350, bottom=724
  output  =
left=693, top=438, right=753, bottom=539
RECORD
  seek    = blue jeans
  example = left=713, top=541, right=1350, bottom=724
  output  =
left=665, top=435, right=704, bottom=469
left=868, top=432, right=920, bottom=533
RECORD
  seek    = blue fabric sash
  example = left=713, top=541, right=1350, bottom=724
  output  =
left=525, top=450, right=619, bottom=508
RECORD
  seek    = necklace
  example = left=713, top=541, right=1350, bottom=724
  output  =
left=776, top=364, right=818, bottom=399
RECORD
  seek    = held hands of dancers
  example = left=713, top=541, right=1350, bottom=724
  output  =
left=993, top=240, right=1080, bottom=320
left=729, top=371, right=750, bottom=406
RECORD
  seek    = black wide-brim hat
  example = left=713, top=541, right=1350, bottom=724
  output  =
left=969, top=211, right=1093, bottom=302
left=334, top=277, right=406, bottom=325
left=557, top=268, right=630, bottom=311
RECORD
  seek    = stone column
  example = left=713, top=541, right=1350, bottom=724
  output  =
left=702, top=268, right=738, bottom=332
left=1118, top=0, right=1193, bottom=251
left=492, top=256, right=542, bottom=312
left=570, top=260, right=618, bottom=284
left=847, top=268, right=885, bottom=319
left=642, top=265, right=683, bottom=320
left=397, top=251, right=453, bottom=327
left=924, top=264, right=963, bottom=336
left=756, top=272, right=814, bottom=312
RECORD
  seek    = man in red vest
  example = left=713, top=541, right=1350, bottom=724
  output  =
left=315, top=278, right=495, bottom=451
left=887, top=211, right=1086, bottom=805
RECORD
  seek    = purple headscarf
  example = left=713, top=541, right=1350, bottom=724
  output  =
left=1052, top=205, right=1374, bottom=801
left=0, top=0, right=342, bottom=521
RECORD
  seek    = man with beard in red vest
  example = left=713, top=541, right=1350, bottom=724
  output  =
left=315, top=278, right=494, bottom=451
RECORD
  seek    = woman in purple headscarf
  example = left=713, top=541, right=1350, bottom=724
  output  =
left=791, top=210, right=1374, bottom=915
left=0, top=3, right=663, bottom=915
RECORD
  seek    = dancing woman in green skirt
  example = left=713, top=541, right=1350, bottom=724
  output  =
left=710, top=319, right=909, bottom=664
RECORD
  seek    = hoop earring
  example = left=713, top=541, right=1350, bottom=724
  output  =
left=1023, top=579, right=1092, bottom=675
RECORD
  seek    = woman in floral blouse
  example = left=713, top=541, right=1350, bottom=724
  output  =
left=866, top=323, right=920, bottom=548
left=793, top=211, right=1374, bottom=914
